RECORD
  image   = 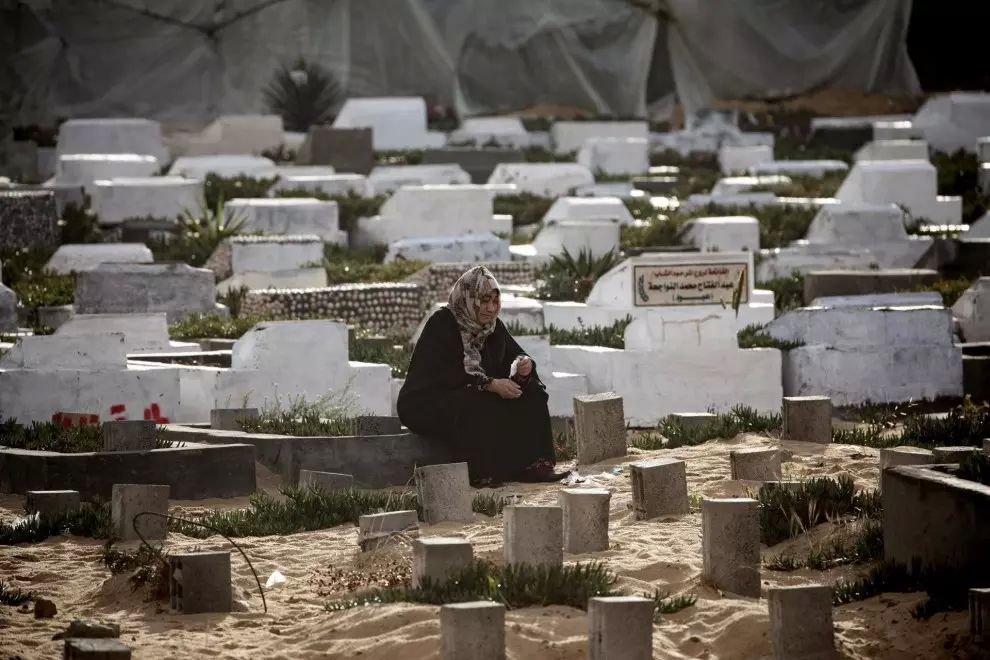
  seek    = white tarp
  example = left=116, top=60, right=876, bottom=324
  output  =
left=3, top=0, right=919, bottom=127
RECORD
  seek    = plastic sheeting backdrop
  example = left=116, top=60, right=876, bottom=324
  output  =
left=2, top=0, right=920, bottom=126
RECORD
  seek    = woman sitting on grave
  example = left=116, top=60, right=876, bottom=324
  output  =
left=397, top=265, right=566, bottom=486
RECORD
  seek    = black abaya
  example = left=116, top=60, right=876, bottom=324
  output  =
left=397, top=307, right=556, bottom=481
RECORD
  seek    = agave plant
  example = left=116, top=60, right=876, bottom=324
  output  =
left=175, top=197, right=245, bottom=267
left=536, top=248, right=622, bottom=302
left=263, top=57, right=344, bottom=132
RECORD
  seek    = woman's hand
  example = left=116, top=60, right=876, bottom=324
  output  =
left=514, top=356, right=533, bottom=379
left=487, top=378, right=522, bottom=399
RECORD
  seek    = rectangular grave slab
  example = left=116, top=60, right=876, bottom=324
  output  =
left=297, top=470, right=353, bottom=490
left=415, top=463, right=473, bottom=524
left=297, top=127, right=374, bottom=174
left=730, top=448, right=781, bottom=481
left=574, top=393, right=626, bottom=466
left=170, top=551, right=232, bottom=614
left=91, top=176, right=203, bottom=226
left=57, top=117, right=166, bottom=162
left=422, top=148, right=525, bottom=183
left=25, top=489, right=80, bottom=516
left=102, top=420, right=156, bottom=452
left=358, top=510, right=419, bottom=551
left=224, top=198, right=345, bottom=243
left=75, top=263, right=219, bottom=321
left=333, top=97, right=442, bottom=151
left=882, top=464, right=990, bottom=574
left=210, top=408, right=259, bottom=431
left=803, top=269, right=940, bottom=304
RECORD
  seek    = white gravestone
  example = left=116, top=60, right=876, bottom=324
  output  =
left=46, top=243, right=153, bottom=274
left=56, top=118, right=168, bottom=163
left=835, top=160, right=960, bottom=225
left=224, top=198, right=346, bottom=245
left=542, top=196, right=635, bottom=226
left=167, top=155, right=278, bottom=180
left=577, top=138, right=650, bottom=177
left=270, top=173, right=376, bottom=198
left=487, top=163, right=595, bottom=197
left=551, top=121, right=648, bottom=155
left=56, top=154, right=160, bottom=194
left=333, top=97, right=445, bottom=150
left=369, top=164, right=471, bottom=194
left=91, top=177, right=203, bottom=225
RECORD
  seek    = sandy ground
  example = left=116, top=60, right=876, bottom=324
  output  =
left=0, top=432, right=974, bottom=659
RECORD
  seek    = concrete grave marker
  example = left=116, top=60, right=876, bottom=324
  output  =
left=932, top=446, right=980, bottom=464
left=701, top=498, right=760, bottom=597
left=25, top=490, right=81, bottom=516
left=440, top=601, right=506, bottom=660
left=167, top=155, right=277, bottom=179
left=730, top=448, right=781, bottom=481
left=588, top=596, right=654, bottom=660
left=669, top=412, right=717, bottom=431
left=358, top=510, right=419, bottom=551
left=782, top=396, right=832, bottom=444
left=503, top=505, right=563, bottom=566
left=684, top=216, right=760, bottom=253
left=768, top=585, right=836, bottom=659
left=170, top=551, right=233, bottom=614
left=102, top=420, right=156, bottom=452
left=298, top=470, right=354, bottom=490
left=559, top=488, right=611, bottom=554
left=415, top=463, right=473, bottom=524
left=64, top=638, right=132, bottom=659
left=573, top=393, right=626, bottom=465
left=487, top=163, right=595, bottom=197
left=577, top=137, right=650, bottom=176
left=333, top=97, right=445, bottom=150
left=296, top=126, right=374, bottom=174
left=369, top=164, right=471, bottom=194
left=630, top=458, right=689, bottom=519
left=111, top=483, right=169, bottom=542
left=551, top=121, right=648, bottom=155
left=412, top=537, right=473, bottom=588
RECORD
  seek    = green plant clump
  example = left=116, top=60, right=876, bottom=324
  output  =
left=171, top=486, right=418, bottom=538
left=203, top=174, right=276, bottom=210
left=0, top=580, right=34, bottom=606
left=237, top=393, right=357, bottom=437
left=899, top=400, right=990, bottom=448
left=633, top=405, right=781, bottom=450
left=326, top=560, right=616, bottom=611
left=492, top=193, right=555, bottom=227
left=910, top=277, right=975, bottom=308
left=756, top=272, right=806, bottom=314
left=349, top=330, right=413, bottom=378
left=958, top=452, right=990, bottom=486
left=10, top=271, right=74, bottom=308
left=931, top=149, right=990, bottom=224
left=0, top=500, right=112, bottom=545
left=0, top=419, right=175, bottom=453
left=102, top=542, right=171, bottom=599
left=646, top=589, right=697, bottom=615
left=736, top=324, right=803, bottom=351
left=168, top=314, right=268, bottom=341
left=471, top=492, right=505, bottom=517
left=322, top=244, right=427, bottom=285
left=263, top=57, right=344, bottom=132
left=548, top=317, right=632, bottom=349
left=535, top=248, right=622, bottom=302
left=758, top=475, right=880, bottom=547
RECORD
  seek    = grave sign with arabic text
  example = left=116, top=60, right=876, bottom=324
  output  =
left=633, top=262, right=748, bottom=306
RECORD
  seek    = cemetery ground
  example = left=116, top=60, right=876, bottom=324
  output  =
left=0, top=416, right=983, bottom=659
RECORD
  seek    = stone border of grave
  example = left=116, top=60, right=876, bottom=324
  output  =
left=0, top=442, right=255, bottom=500
left=159, top=424, right=452, bottom=488
left=882, top=463, right=990, bottom=574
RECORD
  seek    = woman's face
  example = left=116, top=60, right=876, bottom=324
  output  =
left=477, top=288, right=500, bottom=324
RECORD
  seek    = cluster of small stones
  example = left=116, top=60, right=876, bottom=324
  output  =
left=203, top=239, right=233, bottom=280
left=408, top=261, right=537, bottom=302
left=240, top=282, right=427, bottom=332
left=0, top=189, right=59, bottom=250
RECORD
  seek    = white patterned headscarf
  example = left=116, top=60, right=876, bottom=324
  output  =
left=448, top=266, right=501, bottom=379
